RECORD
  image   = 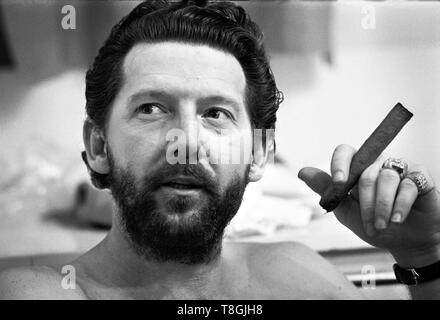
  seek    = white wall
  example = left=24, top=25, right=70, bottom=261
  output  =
left=268, top=2, right=440, bottom=183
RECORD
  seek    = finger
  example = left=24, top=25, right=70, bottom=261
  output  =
left=408, top=165, right=437, bottom=197
left=298, top=167, right=332, bottom=196
left=357, top=153, right=389, bottom=236
left=375, top=167, right=401, bottom=230
left=404, top=163, right=437, bottom=211
left=358, top=162, right=381, bottom=237
left=392, top=177, right=418, bottom=224
left=330, top=144, right=357, bottom=184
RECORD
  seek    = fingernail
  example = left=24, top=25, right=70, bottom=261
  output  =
left=333, top=171, right=345, bottom=183
left=375, top=217, right=387, bottom=230
left=366, top=223, right=375, bottom=237
left=391, top=212, right=402, bottom=223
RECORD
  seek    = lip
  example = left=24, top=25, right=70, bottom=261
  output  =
left=161, top=176, right=204, bottom=189
left=159, top=183, right=204, bottom=197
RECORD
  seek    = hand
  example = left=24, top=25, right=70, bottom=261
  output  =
left=298, top=144, right=440, bottom=268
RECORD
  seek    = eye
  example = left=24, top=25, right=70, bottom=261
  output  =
left=203, top=108, right=232, bottom=121
left=136, top=103, right=165, bottom=115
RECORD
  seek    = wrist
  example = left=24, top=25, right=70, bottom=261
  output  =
left=391, top=245, right=440, bottom=269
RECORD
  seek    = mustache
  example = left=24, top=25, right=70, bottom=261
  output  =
left=144, top=163, right=219, bottom=195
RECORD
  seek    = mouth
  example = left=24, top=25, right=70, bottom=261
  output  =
left=160, top=176, right=204, bottom=191
left=162, top=182, right=202, bottom=190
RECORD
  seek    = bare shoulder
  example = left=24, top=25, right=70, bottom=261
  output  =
left=0, top=265, right=86, bottom=300
left=234, top=241, right=364, bottom=299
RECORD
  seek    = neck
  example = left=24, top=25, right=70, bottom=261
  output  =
left=85, top=218, right=225, bottom=298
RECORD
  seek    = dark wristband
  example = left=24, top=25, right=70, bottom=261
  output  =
left=393, top=260, right=440, bottom=285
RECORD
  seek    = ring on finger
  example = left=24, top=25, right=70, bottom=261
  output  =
left=382, top=158, right=408, bottom=180
left=405, top=171, right=430, bottom=195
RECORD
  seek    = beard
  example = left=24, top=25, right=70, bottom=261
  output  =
left=108, top=153, right=249, bottom=265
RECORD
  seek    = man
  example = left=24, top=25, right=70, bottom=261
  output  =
left=1, top=0, right=439, bottom=299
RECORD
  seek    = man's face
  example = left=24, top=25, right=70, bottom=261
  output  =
left=105, top=42, right=254, bottom=264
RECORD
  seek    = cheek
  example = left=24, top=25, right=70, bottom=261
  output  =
left=108, top=128, right=164, bottom=173
left=213, top=163, right=249, bottom=193
left=202, top=126, right=253, bottom=165
left=206, top=128, right=252, bottom=187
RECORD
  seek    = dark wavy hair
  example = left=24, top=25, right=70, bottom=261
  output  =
left=83, top=0, right=283, bottom=189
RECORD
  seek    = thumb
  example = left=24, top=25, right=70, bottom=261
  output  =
left=298, top=167, right=333, bottom=197
left=299, top=167, right=365, bottom=238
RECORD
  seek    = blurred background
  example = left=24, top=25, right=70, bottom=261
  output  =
left=0, top=0, right=439, bottom=298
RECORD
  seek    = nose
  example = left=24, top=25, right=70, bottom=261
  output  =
left=168, top=104, right=201, bottom=164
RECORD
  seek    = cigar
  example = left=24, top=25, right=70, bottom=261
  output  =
left=320, top=103, right=413, bottom=212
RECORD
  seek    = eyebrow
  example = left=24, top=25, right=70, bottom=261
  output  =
left=127, top=89, right=174, bottom=104
left=198, top=96, right=242, bottom=112
left=127, top=89, right=243, bottom=111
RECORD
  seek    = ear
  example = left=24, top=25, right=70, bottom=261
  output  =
left=83, top=118, right=110, bottom=174
left=248, top=131, right=275, bottom=182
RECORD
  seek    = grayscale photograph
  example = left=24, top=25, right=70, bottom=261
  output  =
left=0, top=0, right=439, bottom=304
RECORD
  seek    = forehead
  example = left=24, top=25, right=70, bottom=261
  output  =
left=120, top=41, right=247, bottom=101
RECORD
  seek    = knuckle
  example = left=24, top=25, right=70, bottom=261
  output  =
left=380, top=169, right=400, bottom=181
left=360, top=204, right=375, bottom=216
left=400, top=179, right=417, bottom=192
left=361, top=203, right=376, bottom=211
left=376, top=198, right=392, bottom=210
left=359, top=173, right=377, bottom=188
left=359, top=178, right=376, bottom=189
